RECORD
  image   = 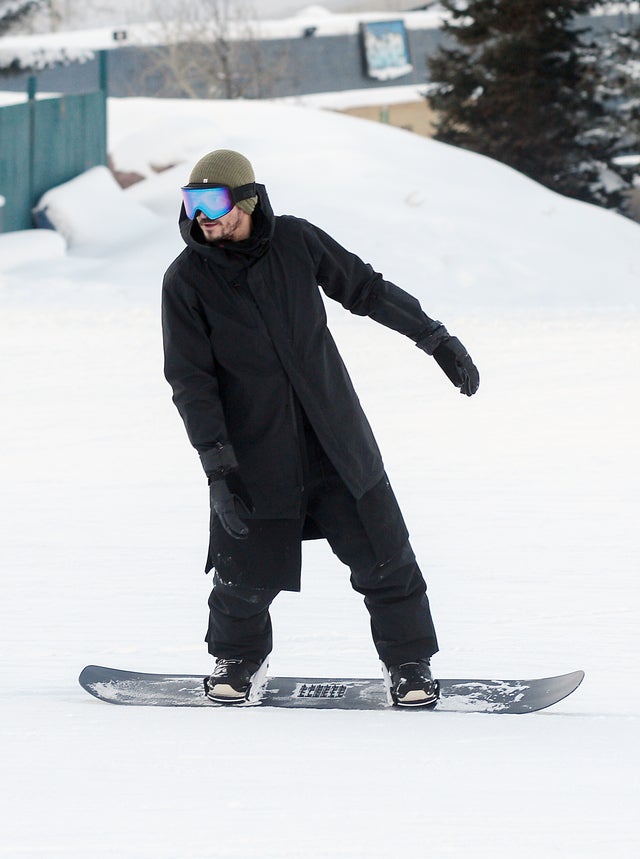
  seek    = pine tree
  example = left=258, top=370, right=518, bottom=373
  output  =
left=427, top=0, right=622, bottom=207
left=0, top=2, right=91, bottom=79
left=587, top=16, right=640, bottom=211
left=0, top=0, right=48, bottom=36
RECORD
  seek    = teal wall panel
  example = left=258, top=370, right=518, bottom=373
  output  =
left=32, top=92, right=107, bottom=202
left=0, top=102, right=32, bottom=232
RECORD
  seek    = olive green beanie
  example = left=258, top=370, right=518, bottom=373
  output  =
left=188, top=149, right=258, bottom=215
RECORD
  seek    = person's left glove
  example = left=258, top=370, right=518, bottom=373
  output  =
left=416, top=322, right=480, bottom=397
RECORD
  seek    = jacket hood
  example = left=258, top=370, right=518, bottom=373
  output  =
left=178, top=183, right=275, bottom=269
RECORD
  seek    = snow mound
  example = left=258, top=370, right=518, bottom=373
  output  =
left=0, top=228, right=66, bottom=272
left=107, top=97, right=640, bottom=309
left=33, top=165, right=161, bottom=252
left=295, top=5, right=333, bottom=17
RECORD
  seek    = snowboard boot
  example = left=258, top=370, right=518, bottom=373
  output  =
left=204, top=657, right=268, bottom=704
left=383, top=659, right=439, bottom=708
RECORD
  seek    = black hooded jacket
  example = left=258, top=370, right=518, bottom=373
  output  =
left=162, top=186, right=437, bottom=546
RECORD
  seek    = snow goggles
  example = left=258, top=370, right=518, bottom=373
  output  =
left=180, top=182, right=256, bottom=221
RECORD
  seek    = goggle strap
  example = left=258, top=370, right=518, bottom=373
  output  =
left=230, top=182, right=257, bottom=203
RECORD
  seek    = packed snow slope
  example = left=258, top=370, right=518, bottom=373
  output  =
left=1, top=97, right=639, bottom=859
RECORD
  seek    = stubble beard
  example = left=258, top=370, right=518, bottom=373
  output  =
left=198, top=208, right=246, bottom=243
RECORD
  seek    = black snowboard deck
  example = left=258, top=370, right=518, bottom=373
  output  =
left=79, top=665, right=584, bottom=714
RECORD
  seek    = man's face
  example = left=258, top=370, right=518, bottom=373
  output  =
left=196, top=205, right=250, bottom=243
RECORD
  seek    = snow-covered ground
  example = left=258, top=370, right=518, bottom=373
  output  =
left=1, top=96, right=639, bottom=858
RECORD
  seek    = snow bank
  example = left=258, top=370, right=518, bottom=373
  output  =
left=0, top=227, right=66, bottom=272
left=32, top=165, right=161, bottom=252
left=108, top=97, right=640, bottom=310
left=4, top=95, right=639, bottom=310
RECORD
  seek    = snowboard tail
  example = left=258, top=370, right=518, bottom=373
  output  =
left=78, top=665, right=584, bottom=714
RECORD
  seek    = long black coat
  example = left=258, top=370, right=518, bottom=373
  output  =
left=162, top=187, right=436, bottom=588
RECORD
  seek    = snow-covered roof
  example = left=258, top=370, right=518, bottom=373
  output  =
left=0, top=8, right=445, bottom=70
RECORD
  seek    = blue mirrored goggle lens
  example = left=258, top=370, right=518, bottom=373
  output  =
left=181, top=186, right=234, bottom=220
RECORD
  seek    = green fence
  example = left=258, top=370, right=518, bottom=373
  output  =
left=0, top=71, right=107, bottom=233
left=0, top=100, right=30, bottom=232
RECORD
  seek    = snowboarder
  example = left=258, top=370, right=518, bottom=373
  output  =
left=161, top=149, right=479, bottom=707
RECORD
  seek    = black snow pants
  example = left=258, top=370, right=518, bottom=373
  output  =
left=205, top=423, right=438, bottom=667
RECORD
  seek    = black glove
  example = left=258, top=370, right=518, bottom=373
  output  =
left=209, top=478, right=250, bottom=540
left=416, top=323, right=480, bottom=397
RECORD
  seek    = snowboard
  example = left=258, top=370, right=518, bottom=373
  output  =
left=78, top=665, right=584, bottom=714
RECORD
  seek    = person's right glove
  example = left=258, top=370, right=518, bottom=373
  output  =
left=209, top=477, right=250, bottom=540
left=416, top=322, right=480, bottom=397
